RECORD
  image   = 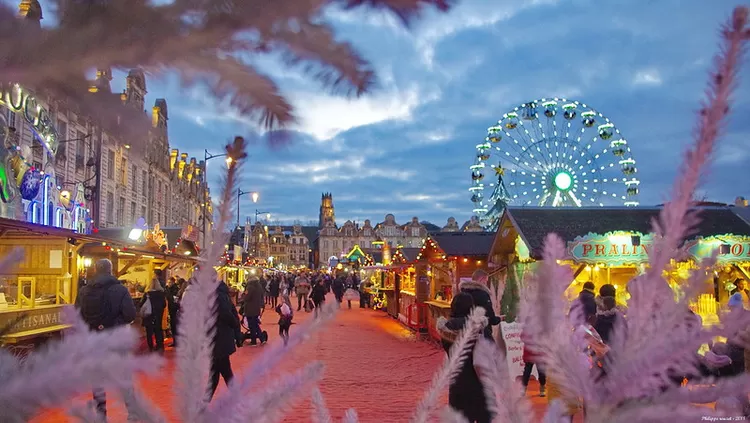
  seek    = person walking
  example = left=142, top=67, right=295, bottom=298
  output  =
left=275, top=292, right=293, bottom=346
left=139, top=277, right=167, bottom=352
left=331, top=275, right=345, bottom=308
left=295, top=273, right=311, bottom=311
left=208, top=278, right=243, bottom=399
left=242, top=276, right=265, bottom=345
left=166, top=277, right=180, bottom=346
left=437, top=292, right=491, bottom=423
left=310, top=279, right=327, bottom=318
left=76, top=259, right=138, bottom=421
left=521, top=326, right=546, bottom=397
left=459, top=269, right=501, bottom=340
left=269, top=276, right=280, bottom=309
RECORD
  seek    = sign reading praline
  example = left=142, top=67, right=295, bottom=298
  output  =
left=567, top=231, right=653, bottom=265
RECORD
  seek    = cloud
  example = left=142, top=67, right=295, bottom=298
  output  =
left=122, top=0, right=749, bottom=226
left=291, top=85, right=427, bottom=141
left=632, top=69, right=663, bottom=86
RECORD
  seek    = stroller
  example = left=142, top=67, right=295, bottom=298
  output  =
left=240, top=313, right=269, bottom=345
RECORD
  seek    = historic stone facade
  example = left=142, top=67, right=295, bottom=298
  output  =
left=316, top=194, right=429, bottom=267
left=10, top=2, right=211, bottom=245
left=243, top=222, right=313, bottom=268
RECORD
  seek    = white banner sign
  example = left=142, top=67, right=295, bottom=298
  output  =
left=501, top=321, right=537, bottom=381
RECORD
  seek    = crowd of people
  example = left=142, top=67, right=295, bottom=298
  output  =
left=74, top=261, right=379, bottom=419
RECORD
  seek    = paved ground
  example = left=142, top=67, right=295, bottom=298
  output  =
left=33, top=295, right=554, bottom=422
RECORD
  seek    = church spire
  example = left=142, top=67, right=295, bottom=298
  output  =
left=18, top=0, right=43, bottom=26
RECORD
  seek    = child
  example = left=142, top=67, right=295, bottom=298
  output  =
left=275, top=293, right=293, bottom=346
left=436, top=292, right=490, bottom=423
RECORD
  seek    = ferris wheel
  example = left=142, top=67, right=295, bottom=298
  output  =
left=469, top=98, right=641, bottom=226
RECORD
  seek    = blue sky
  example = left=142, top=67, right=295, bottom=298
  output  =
left=25, top=0, right=750, bottom=226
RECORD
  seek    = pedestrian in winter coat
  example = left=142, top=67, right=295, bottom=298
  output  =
left=76, top=259, right=138, bottom=420
left=310, top=279, right=327, bottom=318
left=594, top=296, right=622, bottom=344
left=459, top=269, right=501, bottom=340
left=243, top=276, right=265, bottom=345
left=332, top=276, right=345, bottom=306
left=579, top=281, right=596, bottom=304
left=521, top=327, right=546, bottom=397
left=139, top=277, right=167, bottom=352
left=437, top=292, right=491, bottom=423
left=295, top=274, right=312, bottom=311
left=276, top=293, right=293, bottom=346
left=269, top=277, right=280, bottom=308
left=209, top=280, right=243, bottom=399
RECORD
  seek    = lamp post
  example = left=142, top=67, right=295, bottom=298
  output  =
left=255, top=209, right=271, bottom=224
left=201, top=149, right=232, bottom=249
left=236, top=189, right=258, bottom=228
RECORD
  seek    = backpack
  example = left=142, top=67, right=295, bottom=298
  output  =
left=80, top=279, right=119, bottom=331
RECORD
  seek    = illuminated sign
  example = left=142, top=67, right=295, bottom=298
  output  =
left=0, top=84, right=58, bottom=153
left=567, top=232, right=653, bottom=265
left=685, top=235, right=750, bottom=264
left=0, top=84, right=91, bottom=233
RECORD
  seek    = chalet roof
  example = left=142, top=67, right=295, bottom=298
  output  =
left=430, top=232, right=496, bottom=257
left=505, top=206, right=750, bottom=256
left=733, top=207, right=750, bottom=226
left=399, top=247, right=421, bottom=261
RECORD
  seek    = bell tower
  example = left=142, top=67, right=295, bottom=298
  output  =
left=318, top=192, right=335, bottom=228
left=18, top=0, right=42, bottom=26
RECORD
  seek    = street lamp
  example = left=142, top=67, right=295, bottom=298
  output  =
left=202, top=149, right=231, bottom=249
left=255, top=209, right=271, bottom=223
left=236, top=189, right=258, bottom=228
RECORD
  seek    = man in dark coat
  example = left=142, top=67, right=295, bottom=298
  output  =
left=458, top=269, right=501, bottom=341
left=331, top=275, right=345, bottom=306
left=76, top=259, right=137, bottom=420
left=243, top=276, right=265, bottom=345
left=209, top=280, right=242, bottom=399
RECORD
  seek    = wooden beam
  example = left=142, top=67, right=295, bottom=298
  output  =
left=116, top=255, right=143, bottom=277
left=734, top=264, right=750, bottom=281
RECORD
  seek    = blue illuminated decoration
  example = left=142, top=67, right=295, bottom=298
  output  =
left=55, top=208, right=63, bottom=228
left=0, top=84, right=92, bottom=233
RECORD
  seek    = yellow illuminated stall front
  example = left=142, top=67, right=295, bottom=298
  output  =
left=80, top=225, right=198, bottom=300
left=489, top=207, right=750, bottom=326
left=0, top=218, right=104, bottom=344
left=418, top=232, right=495, bottom=340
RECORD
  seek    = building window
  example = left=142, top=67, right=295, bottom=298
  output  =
left=141, top=206, right=146, bottom=220
left=117, top=197, right=125, bottom=226
left=107, top=150, right=115, bottom=178
left=142, top=170, right=147, bottom=195
left=411, top=227, right=420, bottom=237
left=130, top=201, right=136, bottom=224
left=120, top=157, right=127, bottom=185
left=131, top=164, right=137, bottom=192
left=106, top=191, right=114, bottom=223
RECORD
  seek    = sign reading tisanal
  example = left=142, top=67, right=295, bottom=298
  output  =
left=567, top=231, right=653, bottom=265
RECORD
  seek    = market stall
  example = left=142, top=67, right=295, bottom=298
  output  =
left=489, top=206, right=750, bottom=326
left=417, top=232, right=495, bottom=340
left=0, top=217, right=107, bottom=344
left=84, top=224, right=198, bottom=299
